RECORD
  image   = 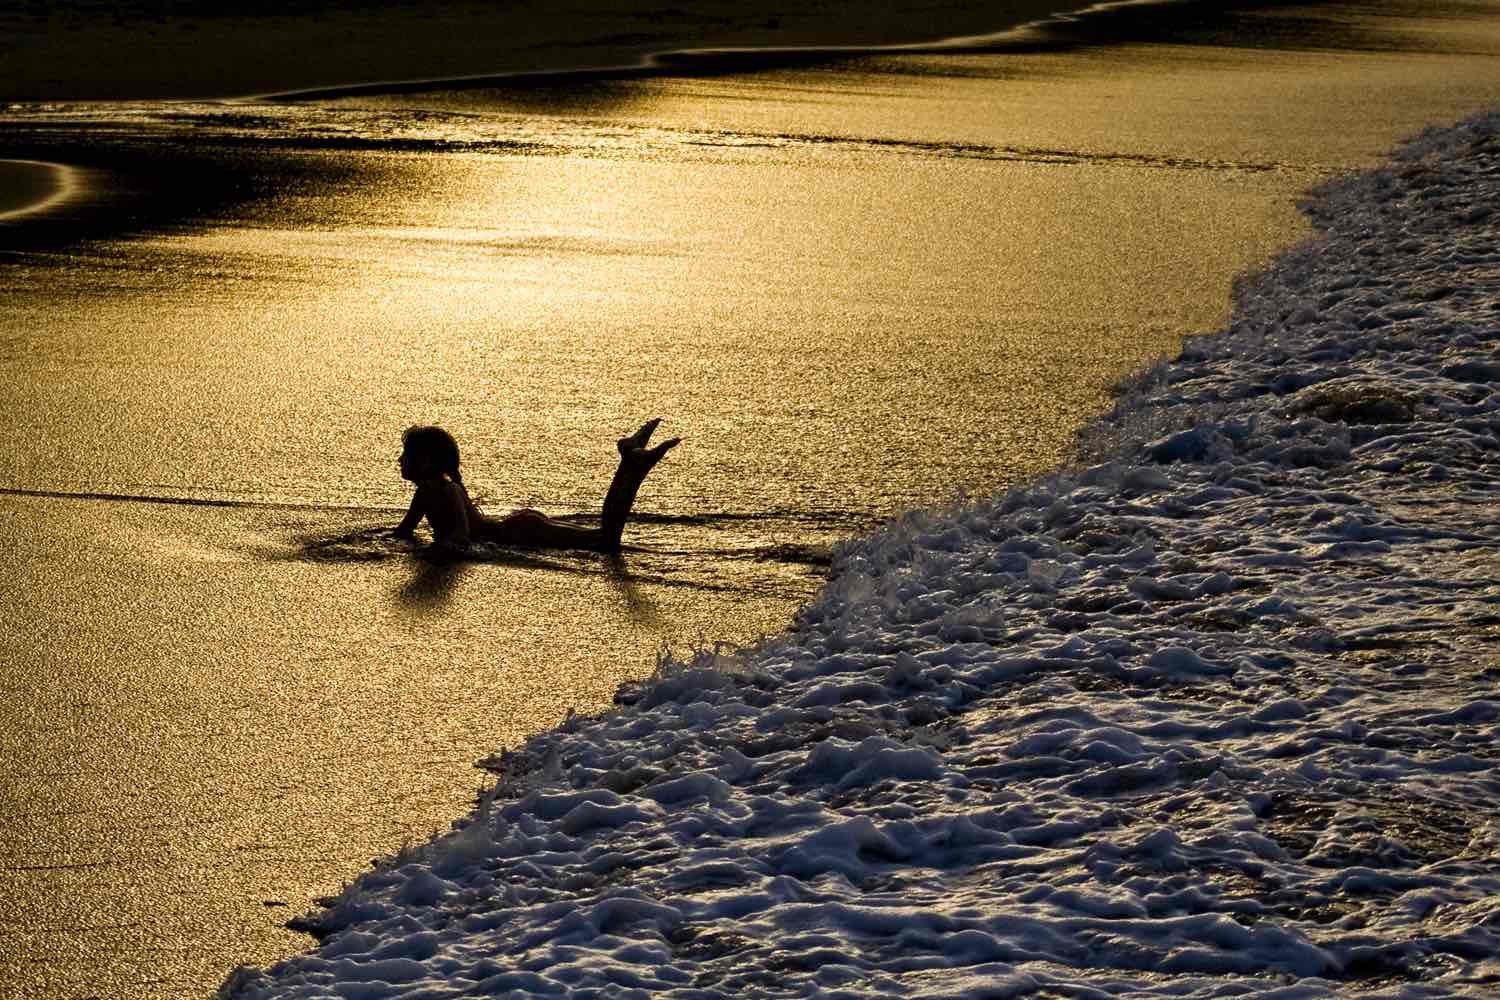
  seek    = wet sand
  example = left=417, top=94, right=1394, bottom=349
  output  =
left=3, top=0, right=1500, bottom=997
left=0, top=0, right=1094, bottom=101
left=0, top=492, right=811, bottom=998
left=0, top=160, right=68, bottom=220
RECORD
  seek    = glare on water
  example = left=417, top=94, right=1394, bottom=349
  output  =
left=1, top=132, right=1287, bottom=516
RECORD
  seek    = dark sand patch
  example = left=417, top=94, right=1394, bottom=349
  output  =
left=0, top=0, right=1093, bottom=101
left=0, top=159, right=69, bottom=219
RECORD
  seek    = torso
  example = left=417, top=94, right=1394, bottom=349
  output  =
left=417, top=480, right=580, bottom=549
left=416, top=476, right=483, bottom=545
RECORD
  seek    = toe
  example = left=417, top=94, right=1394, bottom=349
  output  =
left=647, top=437, right=681, bottom=460
left=627, top=417, right=662, bottom=449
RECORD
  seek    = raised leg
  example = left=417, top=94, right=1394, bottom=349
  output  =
left=599, top=418, right=680, bottom=552
left=472, top=420, right=679, bottom=551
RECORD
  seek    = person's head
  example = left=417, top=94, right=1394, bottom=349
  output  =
left=399, top=425, right=462, bottom=483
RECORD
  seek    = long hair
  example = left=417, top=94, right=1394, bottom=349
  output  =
left=402, top=425, right=463, bottom=485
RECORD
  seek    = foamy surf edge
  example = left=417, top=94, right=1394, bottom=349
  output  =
left=223, top=110, right=1500, bottom=998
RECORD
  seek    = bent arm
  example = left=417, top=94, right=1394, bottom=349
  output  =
left=393, top=491, right=425, bottom=537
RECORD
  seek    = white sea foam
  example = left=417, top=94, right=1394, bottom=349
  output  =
left=221, top=111, right=1500, bottom=998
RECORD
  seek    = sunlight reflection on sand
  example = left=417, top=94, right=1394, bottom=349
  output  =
left=0, top=158, right=76, bottom=220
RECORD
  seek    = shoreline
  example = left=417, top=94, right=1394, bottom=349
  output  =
left=224, top=107, right=1500, bottom=999
left=1, top=0, right=1101, bottom=103
left=2, top=3, right=1500, bottom=995
left=0, top=159, right=75, bottom=221
left=253, top=0, right=1126, bottom=104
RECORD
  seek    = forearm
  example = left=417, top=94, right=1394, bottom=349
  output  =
left=394, top=494, right=424, bottom=536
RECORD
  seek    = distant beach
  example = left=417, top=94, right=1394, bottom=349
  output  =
left=0, top=0, right=1095, bottom=101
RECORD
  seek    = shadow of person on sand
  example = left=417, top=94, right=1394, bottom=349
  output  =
left=391, top=540, right=576, bottom=610
left=286, top=520, right=668, bottom=616
left=395, top=548, right=469, bottom=611
left=603, top=552, right=662, bottom=627
left=393, top=545, right=665, bottom=621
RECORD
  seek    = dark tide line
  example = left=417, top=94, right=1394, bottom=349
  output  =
left=249, top=0, right=1157, bottom=103
left=712, top=133, right=1301, bottom=174
left=294, top=538, right=831, bottom=582
left=0, top=485, right=861, bottom=534
left=247, top=0, right=1427, bottom=106
left=1, top=116, right=1301, bottom=176
left=0, top=485, right=381, bottom=514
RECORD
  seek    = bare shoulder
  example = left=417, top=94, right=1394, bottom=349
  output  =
left=414, top=476, right=463, bottom=498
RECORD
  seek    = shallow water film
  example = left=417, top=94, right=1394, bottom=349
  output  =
left=3, top=0, right=1500, bottom=996
left=231, top=106, right=1500, bottom=1000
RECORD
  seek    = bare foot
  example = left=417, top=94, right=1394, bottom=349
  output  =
left=618, top=422, right=679, bottom=468
left=646, top=437, right=680, bottom=462
left=618, top=417, right=661, bottom=456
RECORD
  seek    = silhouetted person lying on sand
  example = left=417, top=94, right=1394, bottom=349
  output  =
left=393, top=418, right=680, bottom=553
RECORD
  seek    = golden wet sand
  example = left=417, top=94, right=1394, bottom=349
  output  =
left=2, top=1, right=1500, bottom=997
